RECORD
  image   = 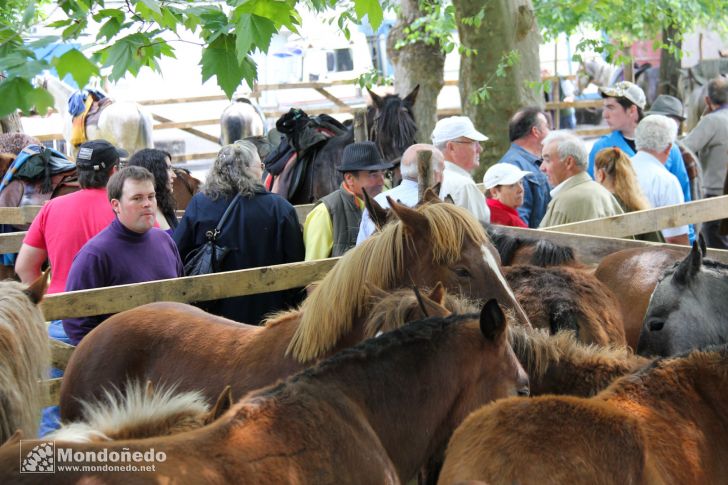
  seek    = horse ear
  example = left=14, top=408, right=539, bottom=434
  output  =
left=427, top=282, right=446, bottom=307
left=388, top=196, right=428, bottom=237
left=367, top=87, right=383, bottom=109
left=443, top=193, right=455, bottom=204
left=420, top=186, right=441, bottom=205
left=24, top=268, right=50, bottom=305
left=207, top=385, right=234, bottom=424
left=362, top=187, right=388, bottom=230
left=4, top=429, right=23, bottom=446
left=480, top=299, right=506, bottom=342
left=403, top=84, right=420, bottom=106
left=673, top=239, right=703, bottom=286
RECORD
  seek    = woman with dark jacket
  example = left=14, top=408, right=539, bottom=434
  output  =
left=128, top=148, right=178, bottom=233
left=174, top=141, right=305, bottom=324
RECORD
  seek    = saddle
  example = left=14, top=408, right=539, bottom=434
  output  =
left=264, top=109, right=347, bottom=201
left=69, top=90, right=113, bottom=147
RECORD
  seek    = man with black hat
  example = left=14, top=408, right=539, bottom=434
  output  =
left=14, top=138, right=124, bottom=435
left=303, top=141, right=393, bottom=260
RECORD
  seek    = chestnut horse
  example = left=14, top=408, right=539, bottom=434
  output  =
left=60, top=200, right=530, bottom=421
left=4, top=303, right=528, bottom=484
left=0, top=272, right=49, bottom=443
left=505, top=265, right=626, bottom=346
left=594, top=246, right=684, bottom=349
left=439, top=344, right=728, bottom=485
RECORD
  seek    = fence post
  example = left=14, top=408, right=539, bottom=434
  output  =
left=417, top=150, right=433, bottom=201
left=353, top=110, right=368, bottom=142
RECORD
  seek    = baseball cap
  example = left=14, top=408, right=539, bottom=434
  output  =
left=431, top=116, right=489, bottom=146
left=75, top=140, right=128, bottom=171
left=599, top=81, right=646, bottom=110
left=483, top=163, right=531, bottom=190
left=645, top=95, right=686, bottom=121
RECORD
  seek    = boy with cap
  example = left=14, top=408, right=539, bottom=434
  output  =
left=483, top=163, right=531, bottom=227
left=303, top=141, right=393, bottom=260
left=431, top=116, right=490, bottom=224
left=588, top=81, right=693, bottom=242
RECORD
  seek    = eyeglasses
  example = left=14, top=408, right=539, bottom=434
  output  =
left=451, top=139, right=481, bottom=148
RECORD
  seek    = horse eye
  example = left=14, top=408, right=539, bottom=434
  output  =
left=648, top=320, right=665, bottom=332
left=454, top=268, right=471, bottom=278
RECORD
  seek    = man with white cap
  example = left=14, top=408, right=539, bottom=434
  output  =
left=482, top=163, right=531, bottom=227
left=431, top=116, right=490, bottom=224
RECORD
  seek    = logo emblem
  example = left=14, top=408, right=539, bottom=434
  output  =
left=20, top=441, right=55, bottom=473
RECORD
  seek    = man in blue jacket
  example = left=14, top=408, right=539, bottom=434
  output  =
left=588, top=81, right=694, bottom=242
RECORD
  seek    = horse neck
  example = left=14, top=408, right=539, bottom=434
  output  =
left=295, top=322, right=482, bottom=481
left=44, top=77, right=72, bottom=116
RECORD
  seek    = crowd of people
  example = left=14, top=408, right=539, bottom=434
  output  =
left=12, top=76, right=727, bottom=434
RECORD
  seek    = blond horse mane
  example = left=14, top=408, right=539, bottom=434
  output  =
left=48, top=381, right=210, bottom=443
left=285, top=202, right=488, bottom=363
left=0, top=281, right=49, bottom=442
left=507, top=325, right=638, bottom=379
left=363, top=288, right=480, bottom=338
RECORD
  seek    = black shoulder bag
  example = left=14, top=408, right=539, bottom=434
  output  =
left=183, top=194, right=241, bottom=276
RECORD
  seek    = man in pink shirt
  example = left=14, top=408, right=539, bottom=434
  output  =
left=15, top=139, right=125, bottom=296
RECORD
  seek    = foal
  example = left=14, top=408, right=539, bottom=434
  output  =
left=3, top=301, right=527, bottom=484
left=439, top=345, right=728, bottom=485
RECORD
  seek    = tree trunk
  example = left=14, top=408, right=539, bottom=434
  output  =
left=386, top=0, right=445, bottom=144
left=659, top=24, right=682, bottom=98
left=452, top=0, right=541, bottom=178
left=0, top=113, right=23, bottom=133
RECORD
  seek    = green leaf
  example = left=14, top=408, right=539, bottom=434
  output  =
left=0, top=77, right=54, bottom=117
left=93, top=9, right=125, bottom=23
left=354, top=0, right=383, bottom=31
left=52, top=48, right=99, bottom=88
left=201, top=34, right=251, bottom=98
left=235, top=0, right=299, bottom=32
left=235, top=13, right=276, bottom=60
left=97, top=18, right=122, bottom=41
left=137, top=0, right=161, bottom=15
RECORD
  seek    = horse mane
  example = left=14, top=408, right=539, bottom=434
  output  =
left=363, top=288, right=480, bottom=338
left=486, top=227, right=577, bottom=267
left=48, top=381, right=210, bottom=443
left=606, top=344, right=728, bottom=397
left=0, top=281, right=49, bottom=442
left=286, top=202, right=488, bottom=363
left=370, top=94, right=417, bottom=161
left=507, top=325, right=636, bottom=380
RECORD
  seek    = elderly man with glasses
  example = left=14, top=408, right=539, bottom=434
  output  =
left=431, top=116, right=490, bottom=224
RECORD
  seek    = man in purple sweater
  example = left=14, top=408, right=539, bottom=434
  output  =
left=63, top=166, right=184, bottom=345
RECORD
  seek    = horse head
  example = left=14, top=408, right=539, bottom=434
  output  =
left=636, top=234, right=724, bottom=357
left=366, top=85, right=419, bottom=164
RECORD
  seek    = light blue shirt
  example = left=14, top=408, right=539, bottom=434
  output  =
left=356, top=179, right=420, bottom=245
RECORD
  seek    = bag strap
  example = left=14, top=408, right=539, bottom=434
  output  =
left=205, top=193, right=242, bottom=242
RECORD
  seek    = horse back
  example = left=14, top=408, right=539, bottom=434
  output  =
left=59, top=302, right=302, bottom=422
left=440, top=395, right=648, bottom=485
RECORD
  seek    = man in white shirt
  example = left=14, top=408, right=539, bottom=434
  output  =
left=632, top=115, right=689, bottom=245
left=431, top=116, right=490, bottom=224
left=356, top=143, right=445, bottom=244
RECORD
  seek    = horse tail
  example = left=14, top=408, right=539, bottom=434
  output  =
left=136, top=106, right=153, bottom=150
left=221, top=111, right=244, bottom=146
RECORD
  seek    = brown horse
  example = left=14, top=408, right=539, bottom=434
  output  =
left=4, top=303, right=527, bottom=484
left=505, top=265, right=627, bottom=346
left=485, top=225, right=583, bottom=268
left=0, top=272, right=49, bottom=444
left=439, top=345, right=728, bottom=485
left=60, top=199, right=530, bottom=421
left=594, top=246, right=684, bottom=349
